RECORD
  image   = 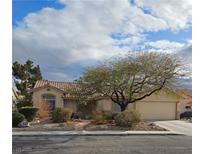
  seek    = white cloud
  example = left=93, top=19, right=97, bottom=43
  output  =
left=144, top=40, right=191, bottom=61
left=13, top=0, right=129, bottom=66
left=13, top=0, right=192, bottom=81
left=137, top=0, right=192, bottom=31
left=177, top=40, right=192, bottom=68
left=145, top=40, right=185, bottom=51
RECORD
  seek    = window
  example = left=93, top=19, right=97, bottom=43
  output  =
left=42, top=94, right=55, bottom=110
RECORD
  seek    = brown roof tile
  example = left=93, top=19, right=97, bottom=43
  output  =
left=33, top=80, right=78, bottom=92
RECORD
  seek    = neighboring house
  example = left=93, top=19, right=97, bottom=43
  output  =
left=32, top=80, right=180, bottom=120
left=176, top=89, right=192, bottom=115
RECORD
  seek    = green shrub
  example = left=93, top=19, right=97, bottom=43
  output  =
left=52, top=108, right=72, bottom=123
left=114, top=110, right=141, bottom=127
left=103, top=111, right=114, bottom=121
left=12, top=107, right=18, bottom=112
left=16, top=100, right=33, bottom=109
left=112, top=113, right=118, bottom=119
left=12, top=111, right=25, bottom=127
left=19, top=106, right=38, bottom=122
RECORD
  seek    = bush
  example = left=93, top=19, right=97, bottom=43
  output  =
left=92, top=111, right=114, bottom=124
left=12, top=107, right=18, bottom=112
left=71, top=111, right=89, bottom=119
left=114, top=110, right=141, bottom=127
left=16, top=100, right=33, bottom=109
left=12, top=111, right=25, bottom=127
left=112, top=113, right=118, bottom=119
left=19, top=106, right=38, bottom=122
left=103, top=111, right=114, bottom=121
left=52, top=108, right=72, bottom=123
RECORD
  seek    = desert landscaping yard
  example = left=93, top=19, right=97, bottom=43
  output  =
left=13, top=104, right=167, bottom=132
left=13, top=120, right=166, bottom=132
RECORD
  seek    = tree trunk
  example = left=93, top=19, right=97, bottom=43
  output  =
left=119, top=103, right=128, bottom=112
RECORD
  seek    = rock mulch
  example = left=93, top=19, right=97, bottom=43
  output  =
left=67, top=120, right=91, bottom=131
left=13, top=123, right=75, bottom=131
left=13, top=120, right=166, bottom=131
left=84, top=121, right=166, bottom=131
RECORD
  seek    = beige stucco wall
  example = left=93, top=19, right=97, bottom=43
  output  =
left=33, top=88, right=178, bottom=120
left=127, top=102, right=176, bottom=120
left=96, top=91, right=178, bottom=120
left=137, top=91, right=178, bottom=120
left=96, top=99, right=177, bottom=120
left=96, top=99, right=113, bottom=111
left=32, top=87, right=64, bottom=108
left=64, top=99, right=78, bottom=112
left=137, top=91, right=179, bottom=102
left=32, top=87, right=78, bottom=112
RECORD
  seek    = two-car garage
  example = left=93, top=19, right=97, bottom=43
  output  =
left=133, top=101, right=177, bottom=120
left=127, top=91, right=179, bottom=120
left=97, top=90, right=179, bottom=121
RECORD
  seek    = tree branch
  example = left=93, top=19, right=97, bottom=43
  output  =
left=129, top=78, right=167, bottom=103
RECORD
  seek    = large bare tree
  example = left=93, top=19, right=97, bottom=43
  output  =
left=72, top=52, right=184, bottom=111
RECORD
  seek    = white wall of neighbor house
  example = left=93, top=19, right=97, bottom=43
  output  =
left=32, top=87, right=64, bottom=108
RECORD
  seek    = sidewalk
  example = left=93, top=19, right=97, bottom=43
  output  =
left=12, top=130, right=183, bottom=136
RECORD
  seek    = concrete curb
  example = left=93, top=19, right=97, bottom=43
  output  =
left=12, top=131, right=184, bottom=136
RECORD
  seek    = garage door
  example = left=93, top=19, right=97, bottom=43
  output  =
left=136, top=102, right=176, bottom=120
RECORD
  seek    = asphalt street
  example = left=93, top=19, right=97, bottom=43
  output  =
left=13, top=135, right=191, bottom=154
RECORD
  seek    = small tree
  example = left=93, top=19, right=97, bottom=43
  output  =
left=72, top=52, right=185, bottom=111
left=12, top=60, right=42, bottom=104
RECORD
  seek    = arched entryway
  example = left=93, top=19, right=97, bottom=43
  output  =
left=42, top=94, right=56, bottom=111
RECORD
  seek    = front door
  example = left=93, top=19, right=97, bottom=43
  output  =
left=42, top=94, right=56, bottom=112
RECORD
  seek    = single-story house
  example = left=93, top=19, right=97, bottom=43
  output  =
left=32, top=80, right=180, bottom=120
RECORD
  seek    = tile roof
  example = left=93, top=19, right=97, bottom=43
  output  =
left=176, top=89, right=192, bottom=96
left=33, top=80, right=78, bottom=92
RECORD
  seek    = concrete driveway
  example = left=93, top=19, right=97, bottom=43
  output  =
left=154, top=120, right=192, bottom=136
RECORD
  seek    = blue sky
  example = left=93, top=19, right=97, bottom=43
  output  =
left=12, top=0, right=192, bottom=88
left=146, top=28, right=192, bottom=43
left=13, top=0, right=65, bottom=26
